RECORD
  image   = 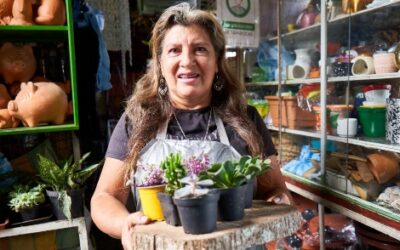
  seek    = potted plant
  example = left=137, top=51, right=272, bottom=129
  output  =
left=236, top=156, right=271, bottom=208
left=199, top=155, right=271, bottom=221
left=173, top=176, right=219, bottom=234
left=134, top=162, right=166, bottom=221
left=8, top=184, right=46, bottom=221
left=35, top=152, right=100, bottom=220
left=158, top=152, right=186, bottom=226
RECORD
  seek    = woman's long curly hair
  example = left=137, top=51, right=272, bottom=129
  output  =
left=123, top=3, right=264, bottom=180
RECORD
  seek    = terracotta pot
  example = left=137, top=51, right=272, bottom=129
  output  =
left=366, top=153, right=399, bottom=184
left=0, top=217, right=9, bottom=230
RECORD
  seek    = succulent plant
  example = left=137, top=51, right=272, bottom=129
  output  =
left=135, top=163, right=166, bottom=187
left=199, top=155, right=271, bottom=188
left=184, top=153, right=210, bottom=177
left=173, top=176, right=213, bottom=199
left=8, top=184, right=45, bottom=212
left=160, top=152, right=186, bottom=195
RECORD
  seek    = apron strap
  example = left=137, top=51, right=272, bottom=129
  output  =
left=215, top=112, right=230, bottom=146
left=156, top=120, right=168, bottom=139
left=156, top=109, right=231, bottom=146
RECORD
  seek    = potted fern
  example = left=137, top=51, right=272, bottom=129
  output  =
left=8, top=184, right=46, bottom=221
left=35, top=152, right=100, bottom=220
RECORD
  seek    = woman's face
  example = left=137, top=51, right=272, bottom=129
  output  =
left=160, top=24, right=218, bottom=109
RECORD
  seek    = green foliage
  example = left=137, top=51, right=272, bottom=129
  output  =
left=36, top=152, right=100, bottom=192
left=160, top=152, right=187, bottom=195
left=174, top=176, right=213, bottom=199
left=199, top=156, right=271, bottom=188
left=8, top=184, right=45, bottom=212
left=35, top=152, right=100, bottom=220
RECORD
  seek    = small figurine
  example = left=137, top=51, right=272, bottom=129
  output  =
left=0, top=84, right=11, bottom=108
left=0, top=108, right=19, bottom=128
left=35, top=0, right=65, bottom=25
left=0, top=0, right=13, bottom=25
left=0, top=42, right=37, bottom=85
left=9, top=0, right=33, bottom=25
left=8, top=81, right=68, bottom=127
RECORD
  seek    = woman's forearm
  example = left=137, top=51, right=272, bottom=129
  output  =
left=91, top=191, right=130, bottom=239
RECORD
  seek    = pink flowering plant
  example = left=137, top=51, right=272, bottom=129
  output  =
left=184, top=154, right=210, bottom=177
left=135, top=163, right=166, bottom=187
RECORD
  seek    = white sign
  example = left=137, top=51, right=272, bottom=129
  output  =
left=217, top=0, right=259, bottom=48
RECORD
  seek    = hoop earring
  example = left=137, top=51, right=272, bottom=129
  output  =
left=213, top=73, right=223, bottom=91
left=158, top=77, right=168, bottom=96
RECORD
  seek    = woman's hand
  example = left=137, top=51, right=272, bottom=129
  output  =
left=266, top=189, right=293, bottom=205
left=121, top=212, right=151, bottom=250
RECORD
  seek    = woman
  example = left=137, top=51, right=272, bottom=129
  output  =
left=91, top=3, right=292, bottom=249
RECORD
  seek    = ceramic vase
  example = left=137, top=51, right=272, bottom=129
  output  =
left=386, top=98, right=400, bottom=144
left=291, top=49, right=312, bottom=79
left=373, top=52, right=397, bottom=74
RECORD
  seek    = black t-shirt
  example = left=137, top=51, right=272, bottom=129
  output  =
left=106, top=105, right=276, bottom=160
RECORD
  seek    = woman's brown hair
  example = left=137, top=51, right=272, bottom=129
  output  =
left=123, top=3, right=264, bottom=181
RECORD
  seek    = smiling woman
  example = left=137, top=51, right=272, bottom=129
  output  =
left=90, top=3, right=292, bottom=249
left=160, top=24, right=217, bottom=109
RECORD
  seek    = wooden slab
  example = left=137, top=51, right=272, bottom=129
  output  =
left=131, top=200, right=302, bottom=250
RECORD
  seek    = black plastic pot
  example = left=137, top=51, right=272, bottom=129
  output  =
left=20, top=206, right=41, bottom=221
left=244, top=177, right=255, bottom=208
left=46, top=189, right=84, bottom=220
left=173, top=190, right=220, bottom=234
left=157, top=192, right=181, bottom=226
left=218, top=184, right=247, bottom=221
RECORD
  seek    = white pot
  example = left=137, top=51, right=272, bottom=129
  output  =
left=291, top=49, right=312, bottom=79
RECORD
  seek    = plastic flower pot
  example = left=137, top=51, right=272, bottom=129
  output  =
left=218, top=184, right=247, bottom=221
left=157, top=192, right=180, bottom=226
left=46, top=189, right=84, bottom=220
left=357, top=106, right=386, bottom=137
left=137, top=185, right=165, bottom=221
left=244, top=177, right=255, bottom=208
left=173, top=190, right=220, bottom=234
left=20, top=206, right=41, bottom=221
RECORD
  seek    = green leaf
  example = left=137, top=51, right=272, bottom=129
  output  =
left=59, top=190, right=72, bottom=221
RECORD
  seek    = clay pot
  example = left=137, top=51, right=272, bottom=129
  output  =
left=0, top=217, right=9, bottom=230
left=366, top=153, right=399, bottom=184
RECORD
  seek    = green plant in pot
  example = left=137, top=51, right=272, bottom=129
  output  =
left=36, top=152, right=100, bottom=220
left=8, top=184, right=46, bottom=221
left=236, top=156, right=271, bottom=208
left=134, top=162, right=166, bottom=221
left=199, top=155, right=271, bottom=221
left=158, top=152, right=186, bottom=226
left=173, top=176, right=219, bottom=234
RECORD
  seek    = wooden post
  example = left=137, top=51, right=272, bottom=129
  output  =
left=131, top=201, right=302, bottom=250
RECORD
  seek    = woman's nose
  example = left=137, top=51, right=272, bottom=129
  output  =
left=180, top=50, right=194, bottom=67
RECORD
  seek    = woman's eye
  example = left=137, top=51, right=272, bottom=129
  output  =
left=195, top=47, right=208, bottom=53
left=168, top=48, right=180, bottom=55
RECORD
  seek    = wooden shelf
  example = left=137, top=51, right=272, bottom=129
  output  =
left=282, top=171, right=400, bottom=240
left=0, top=217, right=89, bottom=250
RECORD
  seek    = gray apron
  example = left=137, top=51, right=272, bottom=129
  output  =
left=132, top=113, right=241, bottom=210
left=130, top=113, right=264, bottom=250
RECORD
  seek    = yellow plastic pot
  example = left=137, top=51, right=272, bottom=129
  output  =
left=137, top=185, right=165, bottom=221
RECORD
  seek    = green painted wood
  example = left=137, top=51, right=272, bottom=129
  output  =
left=0, top=0, right=79, bottom=136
